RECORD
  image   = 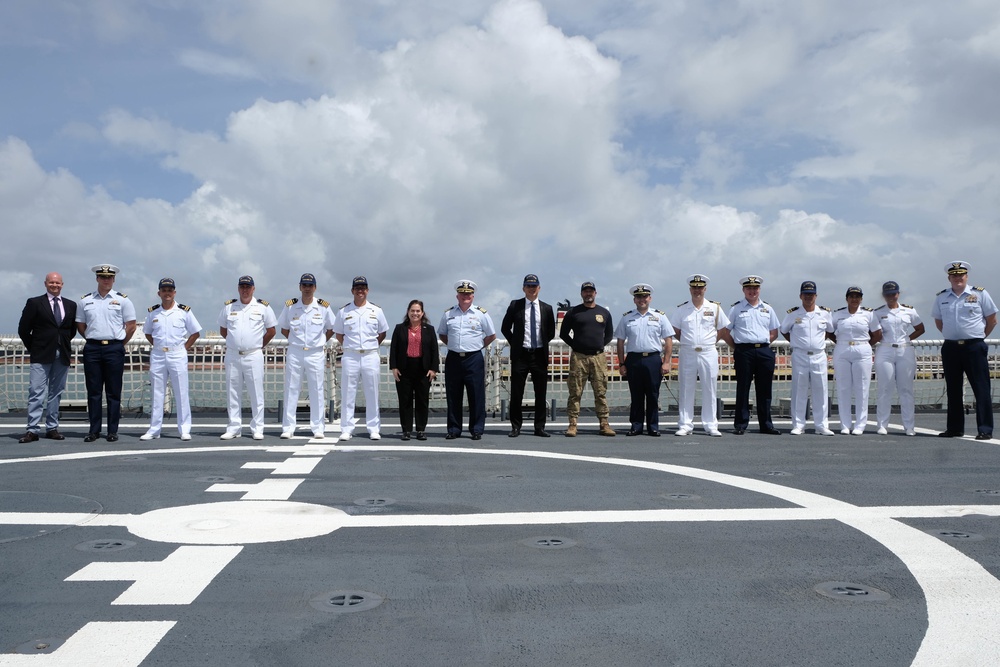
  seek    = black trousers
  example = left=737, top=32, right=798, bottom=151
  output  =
left=444, top=351, right=486, bottom=436
left=942, top=338, right=993, bottom=436
left=396, top=357, right=431, bottom=432
left=625, top=352, right=661, bottom=431
left=509, top=348, right=549, bottom=431
left=82, top=340, right=125, bottom=435
left=733, top=344, right=775, bottom=431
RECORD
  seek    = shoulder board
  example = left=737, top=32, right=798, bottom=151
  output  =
left=820, top=306, right=831, bottom=312
left=179, top=304, right=191, bottom=311
left=973, top=286, right=985, bottom=292
left=285, top=298, right=298, bottom=307
left=676, top=301, right=689, bottom=308
left=81, top=293, right=91, bottom=299
left=342, top=302, right=352, bottom=309
left=873, top=304, right=887, bottom=311
left=622, top=309, right=634, bottom=316
left=118, top=292, right=127, bottom=298
left=730, top=301, right=740, bottom=307
left=937, top=289, right=948, bottom=295
left=257, top=299, right=269, bottom=306
left=901, top=303, right=912, bottom=309
left=862, top=306, right=873, bottom=312
left=475, top=305, right=487, bottom=313
left=317, top=299, right=330, bottom=307
left=148, top=304, right=161, bottom=313
left=655, top=309, right=665, bottom=315
left=225, top=299, right=236, bottom=305
left=370, top=302, right=380, bottom=308
left=711, top=300, right=720, bottom=306
left=786, top=306, right=799, bottom=313
left=444, top=307, right=451, bottom=312
left=834, top=306, right=847, bottom=312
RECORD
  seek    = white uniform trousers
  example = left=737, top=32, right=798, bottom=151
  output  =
left=833, top=343, right=873, bottom=432
left=283, top=347, right=326, bottom=434
left=148, top=349, right=192, bottom=436
left=225, top=349, right=265, bottom=435
left=340, top=349, right=381, bottom=435
left=789, top=349, right=830, bottom=431
left=676, top=346, right=719, bottom=432
left=874, top=344, right=916, bottom=432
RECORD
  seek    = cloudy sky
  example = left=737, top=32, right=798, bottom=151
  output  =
left=3, top=0, right=998, bottom=336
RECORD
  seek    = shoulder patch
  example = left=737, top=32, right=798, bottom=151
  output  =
left=285, top=298, right=298, bottom=307
left=973, top=286, right=985, bottom=292
left=834, top=306, right=847, bottom=312
left=317, top=299, right=330, bottom=307
left=179, top=304, right=191, bottom=311
left=786, top=306, right=799, bottom=313
left=676, top=301, right=689, bottom=308
left=148, top=304, right=161, bottom=313
left=225, top=299, right=236, bottom=305
left=937, top=289, right=948, bottom=295
left=475, top=305, right=487, bottom=313
left=257, top=299, right=269, bottom=307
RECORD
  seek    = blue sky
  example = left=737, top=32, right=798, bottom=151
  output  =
left=3, top=0, right=999, bottom=334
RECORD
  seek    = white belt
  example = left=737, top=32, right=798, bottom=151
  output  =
left=840, top=341, right=869, bottom=346
left=237, top=348, right=262, bottom=356
left=346, top=348, right=377, bottom=354
left=795, top=349, right=825, bottom=355
left=154, top=345, right=185, bottom=353
left=682, top=344, right=714, bottom=352
left=290, top=344, right=323, bottom=352
left=890, top=342, right=909, bottom=348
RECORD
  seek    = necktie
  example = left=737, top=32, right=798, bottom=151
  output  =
left=529, top=301, right=537, bottom=349
left=52, top=297, right=62, bottom=323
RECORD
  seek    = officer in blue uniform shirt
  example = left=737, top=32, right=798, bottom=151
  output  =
left=614, top=283, right=673, bottom=436
left=76, top=263, right=137, bottom=442
left=438, top=280, right=496, bottom=440
left=932, top=261, right=998, bottom=440
left=720, top=275, right=781, bottom=435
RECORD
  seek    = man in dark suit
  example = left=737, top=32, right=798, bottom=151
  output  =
left=17, top=272, right=77, bottom=442
left=501, top=274, right=556, bottom=437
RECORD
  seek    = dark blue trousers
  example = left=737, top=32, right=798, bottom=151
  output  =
left=445, top=351, right=486, bottom=436
left=82, top=340, right=125, bottom=435
left=625, top=352, right=661, bottom=432
left=942, top=339, right=993, bottom=436
left=734, top=344, right=776, bottom=431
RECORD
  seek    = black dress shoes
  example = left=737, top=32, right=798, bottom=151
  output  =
left=733, top=428, right=746, bottom=435
left=106, top=433, right=119, bottom=442
left=445, top=433, right=458, bottom=440
left=976, top=433, right=992, bottom=440
left=415, top=432, right=427, bottom=441
left=760, top=427, right=782, bottom=435
left=401, top=432, right=411, bottom=441
left=471, top=433, right=482, bottom=441
left=938, top=431, right=963, bottom=438
left=508, top=428, right=520, bottom=438
left=534, top=430, right=551, bottom=438
left=46, top=430, right=65, bottom=440
left=647, top=430, right=660, bottom=437
left=18, top=432, right=39, bottom=443
left=84, top=433, right=100, bottom=442
left=626, top=429, right=642, bottom=436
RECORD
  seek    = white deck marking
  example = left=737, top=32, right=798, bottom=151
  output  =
left=66, top=546, right=242, bottom=605
left=205, top=478, right=305, bottom=500
left=0, top=621, right=175, bottom=666
left=242, top=457, right=323, bottom=475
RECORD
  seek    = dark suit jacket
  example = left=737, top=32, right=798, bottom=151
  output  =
left=18, top=293, right=77, bottom=365
left=388, top=322, right=441, bottom=372
left=501, top=298, right=556, bottom=360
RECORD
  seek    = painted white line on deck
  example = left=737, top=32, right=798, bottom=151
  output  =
left=66, top=545, right=242, bottom=605
left=0, top=621, right=175, bottom=666
left=205, top=478, right=305, bottom=500
left=242, top=457, right=323, bottom=475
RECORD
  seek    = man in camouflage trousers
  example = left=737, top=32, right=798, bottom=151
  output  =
left=558, top=282, right=615, bottom=437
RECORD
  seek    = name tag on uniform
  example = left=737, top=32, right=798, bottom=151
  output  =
left=703, top=310, right=714, bottom=317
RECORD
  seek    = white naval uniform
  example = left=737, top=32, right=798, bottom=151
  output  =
left=779, top=306, right=833, bottom=432
left=873, top=304, right=922, bottom=432
left=831, top=307, right=880, bottom=432
left=671, top=300, right=730, bottom=433
left=277, top=297, right=334, bottom=436
left=143, top=303, right=201, bottom=437
left=218, top=297, right=277, bottom=436
left=333, top=301, right=388, bottom=436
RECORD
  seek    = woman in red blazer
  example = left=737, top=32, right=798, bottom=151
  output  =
left=389, top=300, right=441, bottom=440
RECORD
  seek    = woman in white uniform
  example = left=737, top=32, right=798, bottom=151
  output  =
left=873, top=281, right=925, bottom=436
left=830, top=286, right=882, bottom=434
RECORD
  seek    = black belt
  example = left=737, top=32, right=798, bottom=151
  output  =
left=451, top=349, right=483, bottom=357
left=736, top=342, right=769, bottom=348
left=628, top=351, right=661, bottom=358
left=947, top=338, right=984, bottom=346
left=86, top=339, right=121, bottom=345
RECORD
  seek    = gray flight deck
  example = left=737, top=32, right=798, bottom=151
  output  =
left=2, top=412, right=1000, bottom=666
